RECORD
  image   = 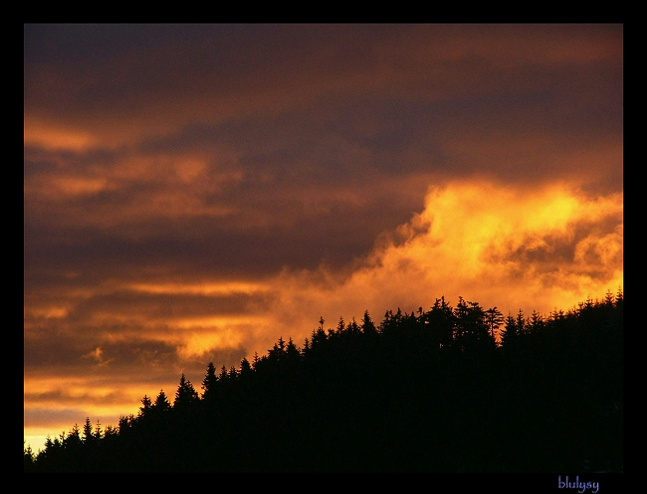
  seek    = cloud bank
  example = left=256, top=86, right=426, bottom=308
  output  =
left=24, top=23, right=623, bottom=450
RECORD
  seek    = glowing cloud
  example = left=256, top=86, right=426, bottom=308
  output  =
left=267, top=179, right=623, bottom=338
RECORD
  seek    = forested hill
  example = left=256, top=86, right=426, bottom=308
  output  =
left=24, top=292, right=624, bottom=473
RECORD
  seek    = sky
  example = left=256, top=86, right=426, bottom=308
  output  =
left=24, top=23, right=623, bottom=451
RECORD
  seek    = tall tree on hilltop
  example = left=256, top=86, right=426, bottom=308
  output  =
left=83, top=417, right=94, bottom=444
left=139, top=395, right=153, bottom=418
left=335, top=316, right=345, bottom=336
left=484, top=307, right=504, bottom=342
left=286, top=337, right=301, bottom=363
left=311, top=317, right=328, bottom=348
left=174, top=374, right=199, bottom=411
left=202, top=362, right=218, bottom=404
left=500, top=313, right=520, bottom=350
left=529, top=310, right=544, bottom=335
left=454, top=297, right=493, bottom=351
left=361, top=310, right=377, bottom=336
left=153, top=389, right=172, bottom=414
left=516, top=309, right=526, bottom=334
left=428, top=296, right=455, bottom=349
left=240, top=357, right=252, bottom=375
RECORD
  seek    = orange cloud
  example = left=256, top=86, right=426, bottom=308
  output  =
left=265, top=179, right=623, bottom=339
left=24, top=117, right=100, bottom=151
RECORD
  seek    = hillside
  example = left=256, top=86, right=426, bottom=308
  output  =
left=24, top=292, right=623, bottom=473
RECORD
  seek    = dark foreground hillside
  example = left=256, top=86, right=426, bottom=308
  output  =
left=24, top=293, right=623, bottom=473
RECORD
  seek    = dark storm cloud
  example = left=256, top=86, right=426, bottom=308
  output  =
left=25, top=24, right=621, bottom=151
left=66, top=289, right=269, bottom=322
left=24, top=190, right=421, bottom=282
left=24, top=23, right=397, bottom=141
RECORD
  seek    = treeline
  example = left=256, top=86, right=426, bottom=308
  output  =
left=24, top=292, right=623, bottom=473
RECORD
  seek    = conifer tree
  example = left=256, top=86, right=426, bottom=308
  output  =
left=516, top=309, right=526, bottom=334
left=429, top=296, right=455, bottom=349
left=453, top=297, right=493, bottom=351
left=153, top=389, right=172, bottom=413
left=83, top=417, right=94, bottom=443
left=228, top=366, right=238, bottom=380
left=484, top=307, right=504, bottom=342
left=139, top=394, right=153, bottom=418
left=240, top=357, right=252, bottom=377
left=335, top=316, right=345, bottom=336
left=286, top=337, right=301, bottom=362
left=219, top=365, right=229, bottom=381
left=312, top=317, right=328, bottom=348
left=347, top=317, right=360, bottom=334
left=174, top=374, right=199, bottom=410
left=361, top=310, right=377, bottom=335
left=500, top=313, right=519, bottom=350
left=93, top=420, right=102, bottom=441
left=604, top=289, right=615, bottom=306
left=529, top=310, right=544, bottom=334
left=202, top=362, right=218, bottom=402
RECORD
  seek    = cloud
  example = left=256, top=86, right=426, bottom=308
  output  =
left=24, top=24, right=622, bottom=150
left=265, top=179, right=623, bottom=339
left=23, top=23, right=623, bottom=451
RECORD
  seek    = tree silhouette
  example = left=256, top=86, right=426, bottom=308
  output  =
left=139, top=394, right=153, bottom=418
left=360, top=310, right=377, bottom=335
left=174, top=374, right=199, bottom=411
left=484, top=306, right=504, bottom=341
left=25, top=293, right=623, bottom=473
left=201, top=362, right=218, bottom=402
left=153, top=389, right=172, bottom=413
left=82, top=417, right=94, bottom=444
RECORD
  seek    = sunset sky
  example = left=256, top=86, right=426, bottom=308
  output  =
left=24, top=23, right=623, bottom=451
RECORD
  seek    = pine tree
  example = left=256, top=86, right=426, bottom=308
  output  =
left=347, top=317, right=360, bottom=334
left=24, top=443, right=35, bottom=471
left=604, top=289, right=615, bottom=307
left=240, top=357, right=252, bottom=377
left=228, top=366, right=238, bottom=380
left=484, top=306, right=504, bottom=342
left=500, top=313, right=519, bottom=350
left=361, top=310, right=377, bottom=335
left=335, top=316, right=345, bottom=336
left=139, top=394, right=153, bottom=418
left=312, top=317, right=328, bottom=348
left=286, top=337, right=301, bottom=362
left=529, top=310, right=544, bottom=335
left=93, top=420, right=103, bottom=441
left=429, top=296, right=455, bottom=349
left=202, top=362, right=218, bottom=402
left=219, top=365, right=229, bottom=381
left=454, top=297, right=492, bottom=351
left=516, top=309, right=526, bottom=333
left=83, top=417, right=94, bottom=443
left=153, top=389, right=172, bottom=413
left=174, top=374, right=199, bottom=411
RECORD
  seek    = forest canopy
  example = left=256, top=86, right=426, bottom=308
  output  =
left=24, top=291, right=623, bottom=473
